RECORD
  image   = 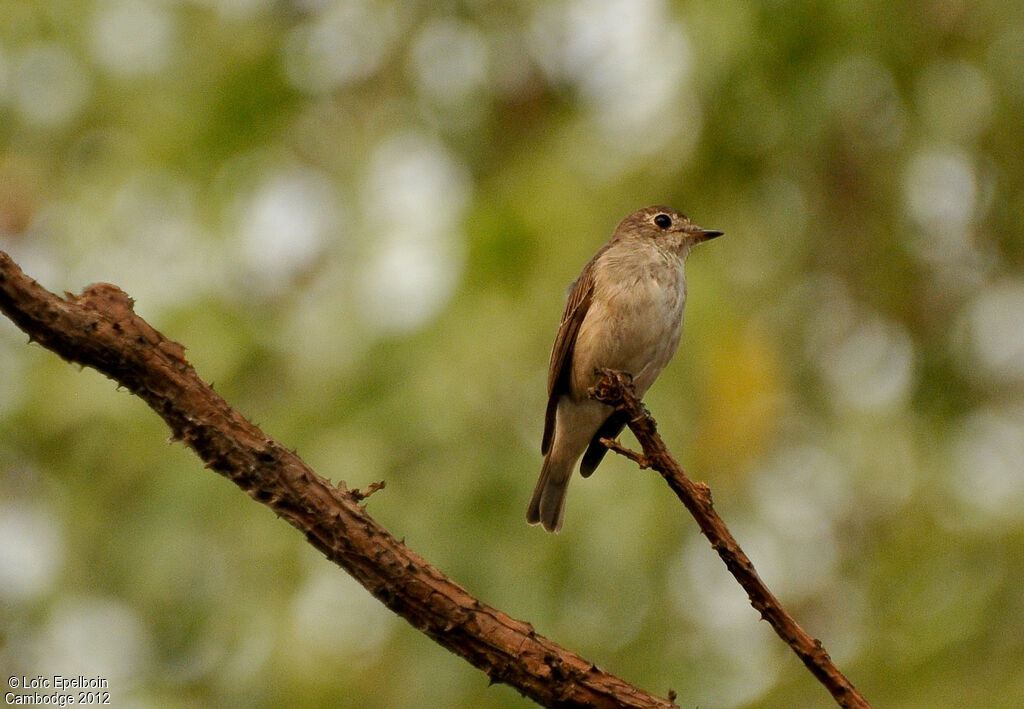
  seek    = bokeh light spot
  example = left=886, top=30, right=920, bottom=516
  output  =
left=807, top=281, right=916, bottom=411
left=915, top=59, right=994, bottom=144
left=12, top=43, right=90, bottom=128
left=0, top=503, right=63, bottom=603
left=408, top=18, right=489, bottom=107
left=234, top=167, right=341, bottom=293
left=90, top=0, right=177, bottom=78
left=825, top=53, right=906, bottom=148
left=966, top=280, right=1024, bottom=382
left=31, top=597, right=153, bottom=682
left=356, top=133, right=469, bottom=334
left=951, top=405, right=1024, bottom=522
left=282, top=0, right=404, bottom=94
left=288, top=569, right=394, bottom=668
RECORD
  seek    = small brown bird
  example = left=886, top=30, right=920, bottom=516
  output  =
left=527, top=206, right=722, bottom=532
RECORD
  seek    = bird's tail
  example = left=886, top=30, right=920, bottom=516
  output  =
left=526, top=454, right=572, bottom=533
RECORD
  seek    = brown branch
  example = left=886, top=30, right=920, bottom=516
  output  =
left=590, top=369, right=871, bottom=709
left=598, top=437, right=649, bottom=466
left=0, top=250, right=679, bottom=709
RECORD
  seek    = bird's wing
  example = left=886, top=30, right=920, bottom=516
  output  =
left=541, top=261, right=597, bottom=455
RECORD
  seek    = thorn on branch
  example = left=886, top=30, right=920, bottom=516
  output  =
left=694, top=481, right=714, bottom=507
left=351, top=480, right=386, bottom=502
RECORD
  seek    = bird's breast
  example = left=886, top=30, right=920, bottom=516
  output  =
left=570, top=254, right=687, bottom=397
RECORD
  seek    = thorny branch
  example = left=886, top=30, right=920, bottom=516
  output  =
left=590, top=369, right=871, bottom=709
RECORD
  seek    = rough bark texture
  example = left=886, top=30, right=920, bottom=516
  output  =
left=591, top=369, right=870, bottom=709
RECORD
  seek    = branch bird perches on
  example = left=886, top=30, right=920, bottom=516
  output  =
left=0, top=250, right=869, bottom=708
left=589, top=370, right=869, bottom=708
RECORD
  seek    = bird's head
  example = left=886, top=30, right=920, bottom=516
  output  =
left=615, top=205, right=723, bottom=257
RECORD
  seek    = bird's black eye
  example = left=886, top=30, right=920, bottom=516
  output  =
left=653, top=213, right=672, bottom=229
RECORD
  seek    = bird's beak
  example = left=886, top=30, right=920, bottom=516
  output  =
left=689, top=225, right=723, bottom=242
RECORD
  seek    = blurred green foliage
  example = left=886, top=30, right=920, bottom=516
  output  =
left=2, top=1, right=1023, bottom=707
